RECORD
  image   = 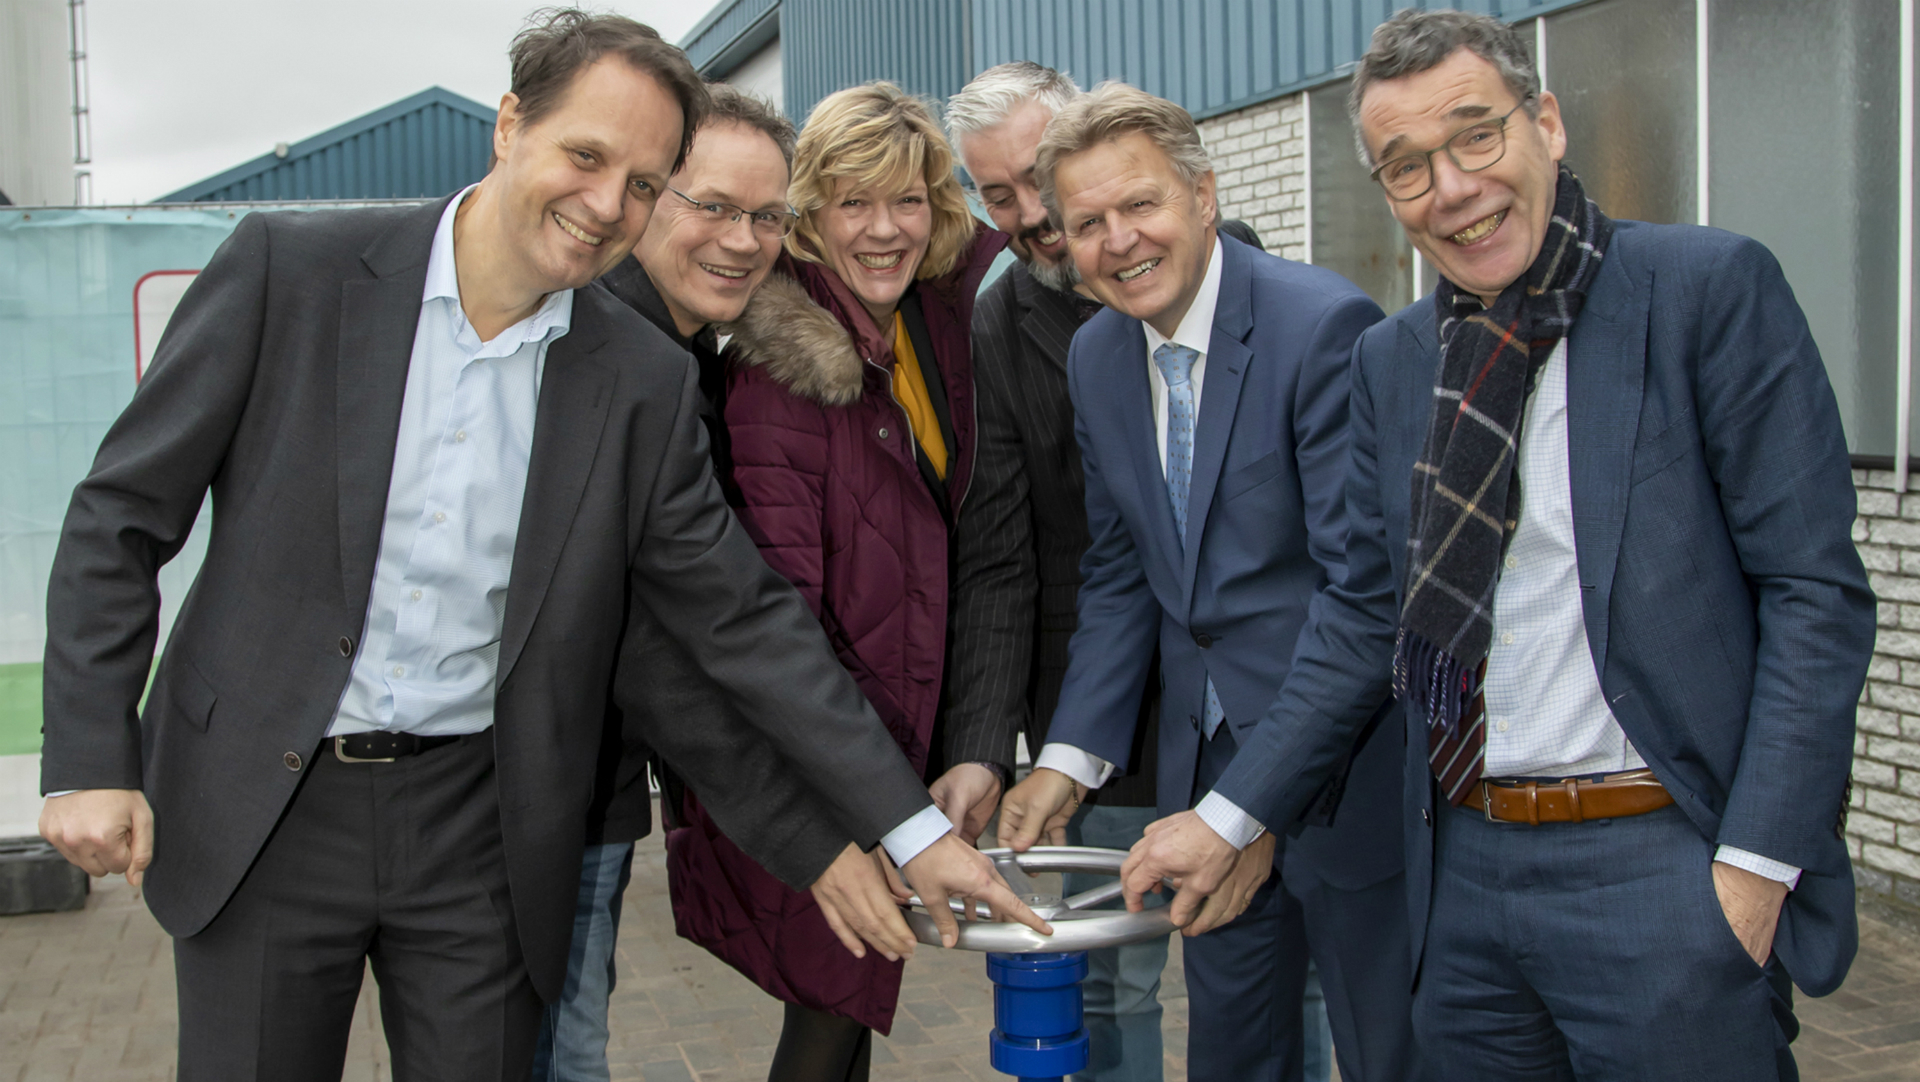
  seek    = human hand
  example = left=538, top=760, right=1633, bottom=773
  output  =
left=1119, top=810, right=1241, bottom=927
left=900, top=833, right=1054, bottom=948
left=1180, top=832, right=1275, bottom=937
left=1712, top=860, right=1789, bottom=966
left=929, top=763, right=1003, bottom=844
left=811, top=842, right=918, bottom=962
left=994, top=767, right=1086, bottom=852
left=40, top=789, right=154, bottom=889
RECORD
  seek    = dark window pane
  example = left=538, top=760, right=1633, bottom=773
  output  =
left=1309, top=79, right=1415, bottom=314
left=1710, top=0, right=1900, bottom=457
left=1546, top=0, right=1697, bottom=226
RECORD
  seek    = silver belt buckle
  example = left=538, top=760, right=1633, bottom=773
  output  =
left=333, top=735, right=396, bottom=764
left=1482, top=781, right=1496, bottom=822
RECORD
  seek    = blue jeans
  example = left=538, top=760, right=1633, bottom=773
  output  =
left=1066, top=804, right=1168, bottom=1082
left=530, top=841, right=635, bottom=1082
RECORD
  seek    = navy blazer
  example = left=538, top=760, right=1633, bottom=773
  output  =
left=1048, top=235, right=1400, bottom=888
left=1214, top=221, right=1876, bottom=995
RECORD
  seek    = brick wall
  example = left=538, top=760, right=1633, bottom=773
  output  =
left=1851, top=468, right=1920, bottom=928
left=1197, top=93, right=1308, bottom=262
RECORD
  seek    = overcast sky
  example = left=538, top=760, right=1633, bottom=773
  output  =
left=85, top=0, right=726, bottom=204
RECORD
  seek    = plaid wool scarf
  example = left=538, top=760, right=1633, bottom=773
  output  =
left=1393, top=166, right=1614, bottom=737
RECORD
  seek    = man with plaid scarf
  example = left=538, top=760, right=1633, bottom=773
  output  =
left=1120, top=10, right=1874, bottom=1079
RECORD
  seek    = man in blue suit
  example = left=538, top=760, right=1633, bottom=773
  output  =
left=995, top=81, right=1421, bottom=1082
left=1123, top=11, right=1874, bottom=1080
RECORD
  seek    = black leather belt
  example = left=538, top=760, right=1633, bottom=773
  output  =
left=331, top=732, right=461, bottom=763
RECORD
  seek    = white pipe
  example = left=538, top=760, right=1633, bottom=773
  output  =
left=1300, top=92, right=1314, bottom=264
left=1899, top=0, right=1914, bottom=491
left=1696, top=0, right=1710, bottom=227
left=1535, top=16, right=1548, bottom=92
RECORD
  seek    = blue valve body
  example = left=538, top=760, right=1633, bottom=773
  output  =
left=986, top=951, right=1090, bottom=1082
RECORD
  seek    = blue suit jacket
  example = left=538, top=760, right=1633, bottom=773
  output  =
left=1049, top=235, right=1399, bottom=888
left=1214, top=221, right=1876, bottom=994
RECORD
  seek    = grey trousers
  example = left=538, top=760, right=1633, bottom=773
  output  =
left=173, top=732, right=542, bottom=1082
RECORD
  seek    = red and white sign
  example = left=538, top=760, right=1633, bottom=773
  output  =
left=133, top=270, right=200, bottom=382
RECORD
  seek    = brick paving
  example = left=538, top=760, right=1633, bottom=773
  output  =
left=4, top=815, right=1918, bottom=1081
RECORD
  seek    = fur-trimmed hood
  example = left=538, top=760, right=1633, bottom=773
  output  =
left=720, top=271, right=869, bottom=407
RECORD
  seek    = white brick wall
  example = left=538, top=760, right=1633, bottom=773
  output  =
left=1852, top=469, right=1920, bottom=915
left=1197, top=93, right=1308, bottom=262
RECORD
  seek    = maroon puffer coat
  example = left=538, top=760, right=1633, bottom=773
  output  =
left=665, top=225, right=1007, bottom=1033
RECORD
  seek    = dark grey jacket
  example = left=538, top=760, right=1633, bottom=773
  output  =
left=39, top=197, right=932, bottom=999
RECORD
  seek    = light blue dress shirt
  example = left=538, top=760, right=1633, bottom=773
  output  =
left=328, top=186, right=573, bottom=738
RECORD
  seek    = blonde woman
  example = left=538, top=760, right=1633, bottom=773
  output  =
left=663, top=83, right=1017, bottom=1081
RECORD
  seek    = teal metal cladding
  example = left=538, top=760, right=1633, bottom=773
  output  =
left=971, top=0, right=1584, bottom=120
left=685, top=0, right=1593, bottom=125
left=158, top=87, right=496, bottom=203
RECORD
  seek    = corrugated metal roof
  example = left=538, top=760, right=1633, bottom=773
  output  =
left=681, top=0, right=781, bottom=79
left=156, top=87, right=496, bottom=203
left=684, top=0, right=1596, bottom=125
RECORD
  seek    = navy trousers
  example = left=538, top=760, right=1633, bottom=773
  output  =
left=1184, top=724, right=1309, bottom=1082
left=1184, top=724, right=1423, bottom=1082
left=1417, top=802, right=1799, bottom=1081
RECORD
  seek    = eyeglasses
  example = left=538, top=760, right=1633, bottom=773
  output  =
left=1368, top=104, right=1526, bottom=202
left=669, top=187, right=799, bottom=239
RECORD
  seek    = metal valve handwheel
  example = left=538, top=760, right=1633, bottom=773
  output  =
left=903, top=846, right=1176, bottom=953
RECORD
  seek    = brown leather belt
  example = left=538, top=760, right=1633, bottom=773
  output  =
left=1473, top=768, right=1674, bottom=824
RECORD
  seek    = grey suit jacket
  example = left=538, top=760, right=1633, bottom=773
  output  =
left=39, top=197, right=933, bottom=999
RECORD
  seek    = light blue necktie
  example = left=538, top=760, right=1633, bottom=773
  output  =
left=1153, top=342, right=1226, bottom=740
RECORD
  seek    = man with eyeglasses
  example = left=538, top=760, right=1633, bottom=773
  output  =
left=1122, top=11, right=1871, bottom=1079
left=535, top=85, right=937, bottom=1082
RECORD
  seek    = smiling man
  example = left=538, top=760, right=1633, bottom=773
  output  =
left=1002, top=80, right=1424, bottom=1082
left=1121, top=10, right=1874, bottom=1080
left=36, top=12, right=1033, bottom=1081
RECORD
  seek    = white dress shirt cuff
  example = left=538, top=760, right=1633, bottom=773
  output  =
left=1195, top=792, right=1268, bottom=851
left=1714, top=845, right=1802, bottom=890
left=880, top=804, right=953, bottom=867
left=1033, top=743, right=1115, bottom=789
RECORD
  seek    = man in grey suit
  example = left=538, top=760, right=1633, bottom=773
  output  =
left=36, top=12, right=1041, bottom=1081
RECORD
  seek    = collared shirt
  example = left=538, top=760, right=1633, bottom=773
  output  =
left=1144, top=236, right=1224, bottom=474
left=1034, top=238, right=1225, bottom=794
left=328, top=185, right=573, bottom=738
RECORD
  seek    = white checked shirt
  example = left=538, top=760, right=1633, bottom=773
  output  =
left=328, top=186, right=569, bottom=738
left=1485, top=340, right=1798, bottom=886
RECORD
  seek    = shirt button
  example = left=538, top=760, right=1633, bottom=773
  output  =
left=392, top=665, right=405, bottom=677
left=1496, top=719, right=1510, bottom=733
left=433, top=511, right=447, bottom=523
left=454, top=430, right=467, bottom=443
left=877, top=427, right=889, bottom=439
left=410, top=589, right=423, bottom=601
left=1501, top=631, right=1514, bottom=645
left=1505, top=555, right=1517, bottom=570
left=284, top=751, right=303, bottom=771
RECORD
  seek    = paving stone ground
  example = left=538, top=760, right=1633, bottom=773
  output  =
left=3, top=812, right=1917, bottom=1081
